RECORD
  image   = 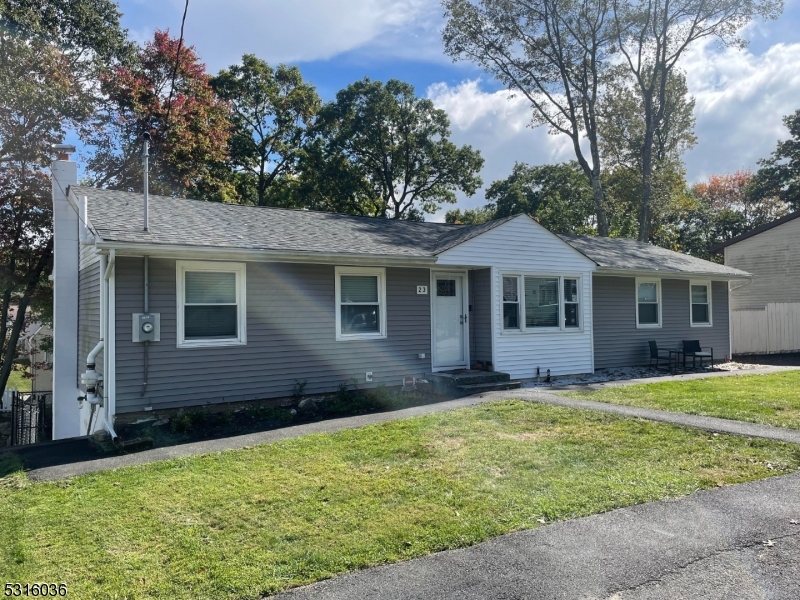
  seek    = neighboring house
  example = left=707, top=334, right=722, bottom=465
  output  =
left=4, top=306, right=51, bottom=392
left=712, top=210, right=800, bottom=355
left=49, top=151, right=750, bottom=440
left=22, top=323, right=53, bottom=392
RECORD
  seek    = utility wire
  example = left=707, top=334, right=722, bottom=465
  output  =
left=163, top=0, right=190, bottom=132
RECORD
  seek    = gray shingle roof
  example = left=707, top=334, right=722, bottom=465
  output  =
left=73, top=186, right=750, bottom=277
left=75, top=186, right=459, bottom=258
left=558, top=234, right=750, bottom=277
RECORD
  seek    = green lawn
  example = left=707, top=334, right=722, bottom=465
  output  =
left=4, top=368, right=31, bottom=392
left=568, top=371, right=800, bottom=429
left=2, top=400, right=798, bottom=600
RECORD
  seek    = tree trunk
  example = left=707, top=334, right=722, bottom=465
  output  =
left=638, top=127, right=655, bottom=242
left=591, top=173, right=609, bottom=237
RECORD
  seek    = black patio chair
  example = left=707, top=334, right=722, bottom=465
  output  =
left=648, top=340, right=672, bottom=370
left=682, top=340, right=713, bottom=370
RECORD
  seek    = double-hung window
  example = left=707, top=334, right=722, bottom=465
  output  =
left=636, top=279, right=661, bottom=328
left=502, top=276, right=520, bottom=330
left=502, top=275, right=581, bottom=332
left=336, top=267, right=386, bottom=340
left=690, top=281, right=712, bottom=326
left=177, top=261, right=247, bottom=348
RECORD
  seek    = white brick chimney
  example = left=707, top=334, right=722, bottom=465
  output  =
left=51, top=144, right=80, bottom=439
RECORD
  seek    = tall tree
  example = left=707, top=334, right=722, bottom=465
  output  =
left=750, top=108, right=800, bottom=209
left=211, top=56, right=320, bottom=206
left=302, top=78, right=483, bottom=219
left=442, top=0, right=616, bottom=235
left=0, top=0, right=129, bottom=394
left=611, top=0, right=783, bottom=241
left=84, top=30, right=232, bottom=200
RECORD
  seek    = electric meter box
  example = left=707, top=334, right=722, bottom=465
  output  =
left=132, top=313, right=160, bottom=342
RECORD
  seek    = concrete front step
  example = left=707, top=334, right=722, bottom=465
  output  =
left=456, top=381, right=522, bottom=396
left=425, top=369, right=515, bottom=396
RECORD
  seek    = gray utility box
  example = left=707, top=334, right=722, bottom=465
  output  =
left=132, top=313, right=161, bottom=342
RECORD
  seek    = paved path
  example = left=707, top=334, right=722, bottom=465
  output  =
left=20, top=366, right=800, bottom=481
left=272, top=471, right=800, bottom=600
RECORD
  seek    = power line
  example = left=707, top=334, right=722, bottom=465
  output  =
left=163, top=0, right=190, bottom=132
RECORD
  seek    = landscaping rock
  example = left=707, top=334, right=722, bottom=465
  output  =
left=152, top=418, right=170, bottom=427
left=297, top=398, right=317, bottom=414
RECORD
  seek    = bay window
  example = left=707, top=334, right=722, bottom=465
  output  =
left=502, top=274, right=582, bottom=332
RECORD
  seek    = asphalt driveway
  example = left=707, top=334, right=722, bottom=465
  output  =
left=272, top=470, right=800, bottom=600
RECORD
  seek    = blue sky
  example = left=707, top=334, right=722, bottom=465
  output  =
left=116, top=0, right=800, bottom=219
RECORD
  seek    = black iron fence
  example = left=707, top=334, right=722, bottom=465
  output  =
left=10, top=391, right=52, bottom=446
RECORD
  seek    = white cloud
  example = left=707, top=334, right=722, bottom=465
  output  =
left=682, top=39, right=800, bottom=181
left=178, top=0, right=432, bottom=69
left=426, top=80, right=578, bottom=219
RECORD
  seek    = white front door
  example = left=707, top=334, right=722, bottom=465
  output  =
left=433, top=273, right=467, bottom=368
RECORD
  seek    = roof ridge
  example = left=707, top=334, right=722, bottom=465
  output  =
left=71, top=185, right=463, bottom=229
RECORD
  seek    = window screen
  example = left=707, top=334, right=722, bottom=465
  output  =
left=564, top=278, right=579, bottom=328
left=637, top=282, right=659, bottom=325
left=502, top=276, right=520, bottom=329
left=525, top=277, right=559, bottom=328
left=691, top=284, right=710, bottom=324
left=184, top=271, right=238, bottom=339
left=340, top=274, right=380, bottom=334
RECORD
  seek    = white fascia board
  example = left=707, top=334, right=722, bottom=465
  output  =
left=93, top=241, right=437, bottom=267
left=595, top=268, right=751, bottom=281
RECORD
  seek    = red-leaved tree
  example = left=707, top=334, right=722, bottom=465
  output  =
left=84, top=30, right=233, bottom=199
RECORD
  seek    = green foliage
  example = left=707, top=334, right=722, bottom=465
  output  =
left=750, top=109, right=800, bottom=209
left=211, top=56, right=320, bottom=206
left=0, top=0, right=129, bottom=397
left=444, top=206, right=494, bottom=225
left=300, top=78, right=483, bottom=219
left=291, top=379, right=308, bottom=402
left=486, top=162, right=597, bottom=235
left=2, top=401, right=798, bottom=597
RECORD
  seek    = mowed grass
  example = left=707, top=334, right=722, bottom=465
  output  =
left=2, top=401, right=799, bottom=600
left=568, top=371, right=800, bottom=430
left=4, top=368, right=31, bottom=392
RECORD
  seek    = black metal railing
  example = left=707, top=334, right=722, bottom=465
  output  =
left=10, top=391, right=52, bottom=446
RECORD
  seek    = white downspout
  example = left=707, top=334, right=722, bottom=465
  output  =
left=103, top=249, right=117, bottom=439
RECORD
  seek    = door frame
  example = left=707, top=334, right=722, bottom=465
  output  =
left=430, top=270, right=470, bottom=371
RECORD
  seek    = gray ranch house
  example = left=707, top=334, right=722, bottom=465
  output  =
left=50, top=153, right=749, bottom=440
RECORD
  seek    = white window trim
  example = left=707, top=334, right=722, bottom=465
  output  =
left=176, top=260, right=247, bottom=348
left=635, top=277, right=662, bottom=329
left=499, top=272, right=584, bottom=334
left=690, top=280, right=713, bottom=327
left=335, top=266, right=387, bottom=341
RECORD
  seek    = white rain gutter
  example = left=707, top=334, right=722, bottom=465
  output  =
left=594, top=267, right=752, bottom=281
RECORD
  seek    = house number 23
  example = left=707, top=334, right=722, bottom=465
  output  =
left=416, top=286, right=428, bottom=295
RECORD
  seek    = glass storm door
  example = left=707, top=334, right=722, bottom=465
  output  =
left=433, top=274, right=466, bottom=368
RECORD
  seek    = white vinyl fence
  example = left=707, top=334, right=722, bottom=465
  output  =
left=1, top=386, right=16, bottom=412
left=731, top=303, right=800, bottom=355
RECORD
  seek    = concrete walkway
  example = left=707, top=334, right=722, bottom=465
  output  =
left=272, top=470, right=800, bottom=600
left=19, top=366, right=800, bottom=481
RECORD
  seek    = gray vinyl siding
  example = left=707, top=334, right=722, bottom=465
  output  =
left=114, top=258, right=432, bottom=413
left=593, top=276, right=730, bottom=369
left=470, top=268, right=492, bottom=364
left=77, top=261, right=102, bottom=386
left=724, top=217, right=800, bottom=310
